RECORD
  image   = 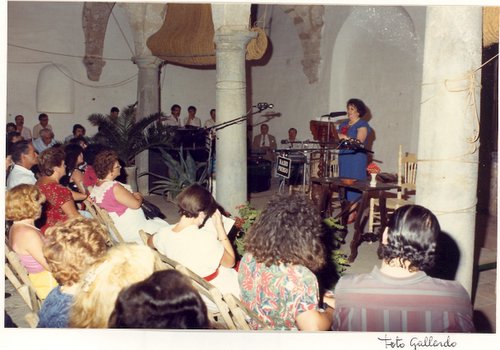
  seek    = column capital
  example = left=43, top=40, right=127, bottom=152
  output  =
left=214, top=29, right=257, bottom=51
left=132, top=55, right=163, bottom=68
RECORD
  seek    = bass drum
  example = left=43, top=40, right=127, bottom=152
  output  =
left=248, top=156, right=272, bottom=193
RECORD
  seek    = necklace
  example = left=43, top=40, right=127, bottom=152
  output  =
left=348, top=118, right=360, bottom=126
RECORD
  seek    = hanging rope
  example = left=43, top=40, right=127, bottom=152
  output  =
left=246, top=27, right=268, bottom=60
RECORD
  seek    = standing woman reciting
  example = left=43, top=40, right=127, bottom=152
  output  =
left=337, top=98, right=371, bottom=223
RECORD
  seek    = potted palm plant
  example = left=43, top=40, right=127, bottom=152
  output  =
left=88, top=104, right=175, bottom=190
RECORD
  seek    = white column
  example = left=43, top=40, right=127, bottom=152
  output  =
left=417, top=7, right=482, bottom=296
left=214, top=30, right=256, bottom=214
left=133, top=55, right=162, bottom=194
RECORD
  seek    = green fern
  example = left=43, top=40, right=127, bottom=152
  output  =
left=88, top=104, right=175, bottom=166
left=142, top=147, right=208, bottom=200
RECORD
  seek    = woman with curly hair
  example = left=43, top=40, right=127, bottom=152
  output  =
left=36, top=147, right=83, bottom=233
left=332, top=204, right=474, bottom=332
left=89, top=150, right=169, bottom=244
left=5, top=184, right=58, bottom=299
left=37, top=217, right=109, bottom=328
left=69, top=244, right=157, bottom=328
left=238, top=194, right=334, bottom=330
left=109, top=269, right=210, bottom=329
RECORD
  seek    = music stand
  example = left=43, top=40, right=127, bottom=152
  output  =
left=309, top=120, right=340, bottom=179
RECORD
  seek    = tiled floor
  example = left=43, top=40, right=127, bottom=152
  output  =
left=3, top=179, right=497, bottom=332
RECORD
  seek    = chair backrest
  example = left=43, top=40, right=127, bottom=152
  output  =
left=223, top=292, right=269, bottom=330
left=83, top=199, right=125, bottom=244
left=4, top=243, right=42, bottom=313
left=397, top=145, right=417, bottom=199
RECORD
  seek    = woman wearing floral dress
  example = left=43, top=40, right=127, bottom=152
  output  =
left=238, top=194, right=335, bottom=330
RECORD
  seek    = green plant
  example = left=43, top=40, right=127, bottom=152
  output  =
left=323, top=216, right=351, bottom=276
left=88, top=104, right=175, bottom=166
left=233, top=203, right=262, bottom=257
left=142, top=147, right=208, bottom=200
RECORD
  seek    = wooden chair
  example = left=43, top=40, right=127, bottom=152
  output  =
left=83, top=199, right=125, bottom=244
left=4, top=244, right=42, bottom=313
left=368, top=145, right=417, bottom=232
left=223, top=292, right=269, bottom=330
left=138, top=230, right=237, bottom=330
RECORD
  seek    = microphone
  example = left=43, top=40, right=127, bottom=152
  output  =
left=261, top=111, right=282, bottom=117
left=321, top=111, right=347, bottom=118
left=256, top=102, right=274, bottom=111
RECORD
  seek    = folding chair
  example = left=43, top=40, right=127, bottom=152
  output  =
left=83, top=199, right=125, bottom=244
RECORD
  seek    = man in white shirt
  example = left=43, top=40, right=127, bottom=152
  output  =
left=32, top=113, right=53, bottom=140
left=14, top=114, right=32, bottom=141
left=7, top=140, right=38, bottom=189
left=160, top=104, right=182, bottom=127
left=183, top=105, right=202, bottom=128
left=33, top=128, right=57, bottom=153
left=252, top=123, right=277, bottom=162
left=204, top=109, right=216, bottom=129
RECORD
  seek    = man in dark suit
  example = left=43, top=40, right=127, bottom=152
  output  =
left=252, top=123, right=277, bottom=162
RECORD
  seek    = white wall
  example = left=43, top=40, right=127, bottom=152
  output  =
left=329, top=6, right=426, bottom=173
left=250, top=5, right=426, bottom=174
left=7, top=1, right=218, bottom=141
left=8, top=2, right=426, bottom=174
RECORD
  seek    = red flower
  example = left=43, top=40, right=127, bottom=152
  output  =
left=367, top=162, right=381, bottom=174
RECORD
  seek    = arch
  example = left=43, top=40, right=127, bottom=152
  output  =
left=329, top=6, right=423, bottom=172
left=36, top=64, right=74, bottom=114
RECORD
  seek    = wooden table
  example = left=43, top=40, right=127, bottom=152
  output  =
left=311, top=177, right=400, bottom=262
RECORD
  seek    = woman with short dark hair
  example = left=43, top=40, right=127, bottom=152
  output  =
left=90, top=150, right=169, bottom=244
left=109, top=269, right=210, bottom=329
left=337, top=98, right=372, bottom=223
left=36, top=147, right=83, bottom=233
left=238, top=194, right=334, bottom=330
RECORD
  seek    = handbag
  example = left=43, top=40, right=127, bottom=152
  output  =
left=141, top=200, right=166, bottom=220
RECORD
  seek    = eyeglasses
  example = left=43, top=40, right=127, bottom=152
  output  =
left=113, top=165, right=122, bottom=169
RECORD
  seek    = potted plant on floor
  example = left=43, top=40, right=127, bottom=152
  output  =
left=88, top=104, right=175, bottom=191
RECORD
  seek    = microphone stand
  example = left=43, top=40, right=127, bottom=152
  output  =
left=202, top=105, right=274, bottom=194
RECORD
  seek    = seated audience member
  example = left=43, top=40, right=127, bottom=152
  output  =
left=6, top=184, right=58, bottom=299
left=67, top=135, right=89, bottom=150
left=238, top=194, right=334, bottom=330
left=184, top=105, right=201, bottom=127
left=15, top=114, right=32, bottom=141
left=7, top=131, right=23, bottom=145
left=33, top=128, right=57, bottom=153
left=37, top=218, right=109, bottom=328
left=36, top=147, right=83, bottom=233
left=109, top=269, right=210, bottom=329
left=7, top=140, right=38, bottom=189
left=82, top=143, right=110, bottom=191
left=69, top=244, right=156, bottom=328
left=159, top=104, right=182, bottom=127
left=61, top=143, right=87, bottom=198
left=149, top=184, right=239, bottom=298
left=204, top=109, right=216, bottom=128
left=332, top=204, right=475, bottom=332
left=90, top=150, right=169, bottom=244
left=64, top=124, right=86, bottom=143
left=33, top=113, right=52, bottom=140
left=109, top=106, right=120, bottom=121
left=7, top=122, right=17, bottom=133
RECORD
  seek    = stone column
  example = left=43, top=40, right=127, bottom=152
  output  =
left=417, top=7, right=482, bottom=296
left=119, top=3, right=166, bottom=194
left=133, top=55, right=162, bottom=193
left=213, top=30, right=256, bottom=214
